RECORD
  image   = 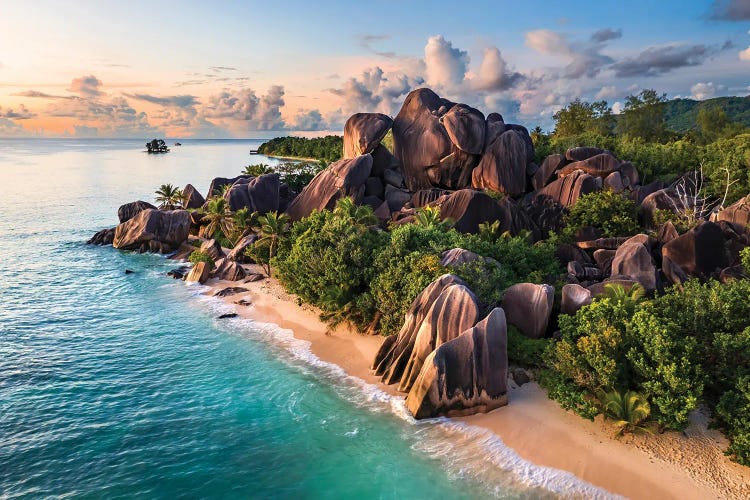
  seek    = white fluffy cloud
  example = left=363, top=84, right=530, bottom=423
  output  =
left=690, top=82, right=725, bottom=100
left=740, top=46, right=750, bottom=61
left=424, top=35, right=469, bottom=88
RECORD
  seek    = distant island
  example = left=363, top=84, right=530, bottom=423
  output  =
left=90, top=86, right=750, bottom=498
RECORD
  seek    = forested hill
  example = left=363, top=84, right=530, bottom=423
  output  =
left=663, top=96, right=750, bottom=132
left=257, top=135, right=343, bottom=165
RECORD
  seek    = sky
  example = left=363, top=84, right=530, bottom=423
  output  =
left=0, top=0, right=749, bottom=138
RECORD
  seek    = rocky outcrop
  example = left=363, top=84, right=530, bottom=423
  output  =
left=532, top=154, right=564, bottom=191
left=405, top=307, right=508, bottom=418
left=343, top=113, right=393, bottom=158
left=113, top=209, right=190, bottom=253
left=284, top=155, right=372, bottom=221
left=610, top=235, right=658, bottom=291
left=372, top=274, right=467, bottom=383
left=227, top=234, right=258, bottom=263
left=436, top=189, right=536, bottom=235
left=207, top=175, right=251, bottom=198
left=662, top=221, right=729, bottom=284
left=442, top=104, right=486, bottom=155
left=471, top=130, right=528, bottom=196
left=182, top=184, right=205, bottom=209
left=561, top=284, right=593, bottom=315
left=224, top=173, right=280, bottom=213
left=713, top=195, right=750, bottom=227
left=211, top=258, right=247, bottom=281
left=399, top=284, right=480, bottom=392
left=186, top=262, right=210, bottom=284
left=118, top=200, right=156, bottom=223
left=501, top=283, right=554, bottom=339
left=533, top=170, right=600, bottom=208
left=87, top=227, right=115, bottom=245
left=200, top=238, right=225, bottom=262
left=558, top=153, right=620, bottom=178
left=565, top=147, right=611, bottom=162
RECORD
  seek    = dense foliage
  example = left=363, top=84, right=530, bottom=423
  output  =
left=242, top=161, right=325, bottom=193
left=562, top=190, right=639, bottom=239
left=257, top=135, right=343, bottom=165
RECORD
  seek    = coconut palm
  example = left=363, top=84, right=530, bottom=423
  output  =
left=414, top=205, right=453, bottom=230
left=242, top=163, right=275, bottom=176
left=202, top=197, right=234, bottom=243
left=155, top=183, right=183, bottom=210
left=332, top=197, right=377, bottom=226
left=251, top=211, right=290, bottom=277
left=598, top=389, right=652, bottom=436
left=604, top=283, right=646, bottom=305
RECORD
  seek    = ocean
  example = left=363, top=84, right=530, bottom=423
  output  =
left=0, top=139, right=611, bottom=499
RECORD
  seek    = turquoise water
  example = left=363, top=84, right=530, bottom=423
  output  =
left=0, top=139, right=610, bottom=499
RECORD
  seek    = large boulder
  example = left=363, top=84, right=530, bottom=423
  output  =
left=182, top=184, right=205, bottom=209
left=211, top=258, right=247, bottom=281
left=372, top=274, right=467, bottom=384
left=200, top=238, right=225, bottom=262
left=87, top=227, right=116, bottom=245
left=501, top=283, right=554, bottom=339
left=392, top=88, right=455, bottom=191
left=284, top=154, right=373, bottom=221
left=186, top=262, right=211, bottom=284
left=225, top=173, right=280, bottom=213
left=436, top=189, right=535, bottom=235
left=662, top=221, right=729, bottom=284
left=483, top=113, right=506, bottom=152
left=565, top=147, right=611, bottom=162
left=405, top=308, right=508, bottom=419
left=533, top=170, right=600, bottom=208
left=532, top=154, right=565, bottom=191
left=343, top=113, right=393, bottom=158
left=398, top=284, right=480, bottom=392
left=713, top=195, right=750, bottom=228
left=227, top=234, right=258, bottom=263
left=441, top=104, right=485, bottom=155
left=561, top=284, right=593, bottom=315
left=118, top=200, right=156, bottom=223
left=610, top=235, right=658, bottom=291
left=471, top=130, right=528, bottom=196
left=113, top=209, right=190, bottom=253
left=558, top=153, right=620, bottom=179
left=207, top=175, right=252, bottom=198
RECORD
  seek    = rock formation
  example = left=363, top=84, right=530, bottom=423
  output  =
left=118, top=200, right=156, bottom=223
left=113, top=209, right=190, bottom=253
left=343, top=113, right=393, bottom=158
left=224, top=173, right=280, bottom=213
left=182, top=184, right=206, bottom=209
left=501, top=283, right=554, bottom=339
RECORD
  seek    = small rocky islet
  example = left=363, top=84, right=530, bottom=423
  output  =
left=89, top=86, right=750, bottom=420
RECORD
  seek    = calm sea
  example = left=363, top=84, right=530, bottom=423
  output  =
left=0, top=139, right=612, bottom=499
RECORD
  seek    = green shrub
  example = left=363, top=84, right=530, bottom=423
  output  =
left=188, top=250, right=214, bottom=268
left=537, top=369, right=600, bottom=420
left=717, top=375, right=750, bottom=466
left=507, top=326, right=549, bottom=367
left=742, top=248, right=750, bottom=275
left=562, top=190, right=639, bottom=239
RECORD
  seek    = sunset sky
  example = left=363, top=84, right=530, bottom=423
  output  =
left=1, top=0, right=749, bottom=138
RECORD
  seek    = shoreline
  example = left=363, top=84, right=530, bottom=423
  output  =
left=202, top=266, right=750, bottom=500
left=261, top=154, right=321, bottom=163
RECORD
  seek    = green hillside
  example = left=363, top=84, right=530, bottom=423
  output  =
left=662, top=96, right=750, bottom=132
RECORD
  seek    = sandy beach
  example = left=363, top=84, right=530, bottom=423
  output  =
left=205, top=266, right=750, bottom=499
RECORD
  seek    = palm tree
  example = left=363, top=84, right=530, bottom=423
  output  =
left=598, top=389, right=652, bottom=436
left=604, top=283, right=646, bottom=305
left=478, top=220, right=502, bottom=240
left=155, top=183, right=183, bottom=210
left=252, top=211, right=290, bottom=277
left=414, top=205, right=453, bottom=230
left=332, top=197, right=377, bottom=226
left=242, top=163, right=275, bottom=176
left=232, top=207, right=257, bottom=240
left=202, top=197, right=234, bottom=243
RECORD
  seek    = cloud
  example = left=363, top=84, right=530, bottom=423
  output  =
left=124, top=93, right=199, bottom=107
left=525, top=29, right=615, bottom=79
left=740, top=46, right=750, bottom=60
left=612, top=43, right=724, bottom=77
left=209, top=66, right=238, bottom=72
left=67, top=75, right=104, bottom=97
left=595, top=85, right=619, bottom=99
left=12, top=90, right=75, bottom=99
left=201, top=86, right=286, bottom=130
left=0, top=104, right=35, bottom=119
left=327, top=66, right=419, bottom=117
left=0, top=117, right=28, bottom=136
left=292, top=109, right=329, bottom=130
left=590, top=28, right=623, bottom=43
left=691, top=81, right=725, bottom=99
left=424, top=35, right=469, bottom=88
left=472, top=47, right=524, bottom=91
left=359, top=35, right=397, bottom=59
left=710, top=0, right=750, bottom=20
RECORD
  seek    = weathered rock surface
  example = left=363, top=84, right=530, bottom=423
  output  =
left=227, top=234, right=258, bottom=263
left=113, top=209, right=190, bottom=253
left=558, top=153, right=620, bottom=179
left=561, top=284, right=593, bottom=315
left=211, top=258, right=247, bottom=281
left=87, top=227, right=116, bottom=245
left=565, top=147, right=611, bottom=162
left=405, top=307, right=508, bottom=419
left=118, top=200, right=156, bottom=223
left=182, top=184, right=206, bottom=209
left=471, top=130, right=528, bottom=196
left=186, top=261, right=210, bottom=284
left=343, top=113, right=393, bottom=158
left=372, top=274, right=467, bottom=383
left=200, top=238, right=225, bottom=262
left=611, top=236, right=657, bottom=291
left=501, top=283, right=554, bottom=339
left=437, top=189, right=535, bottom=235
left=399, top=284, right=480, bottom=392
left=483, top=113, right=506, bottom=152
left=713, top=195, right=750, bottom=227
left=534, top=170, right=600, bottom=208
left=441, top=104, right=485, bottom=155
left=224, top=173, right=280, bottom=213
left=662, top=221, right=729, bottom=284
left=284, top=154, right=373, bottom=221
left=532, top=154, right=565, bottom=191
